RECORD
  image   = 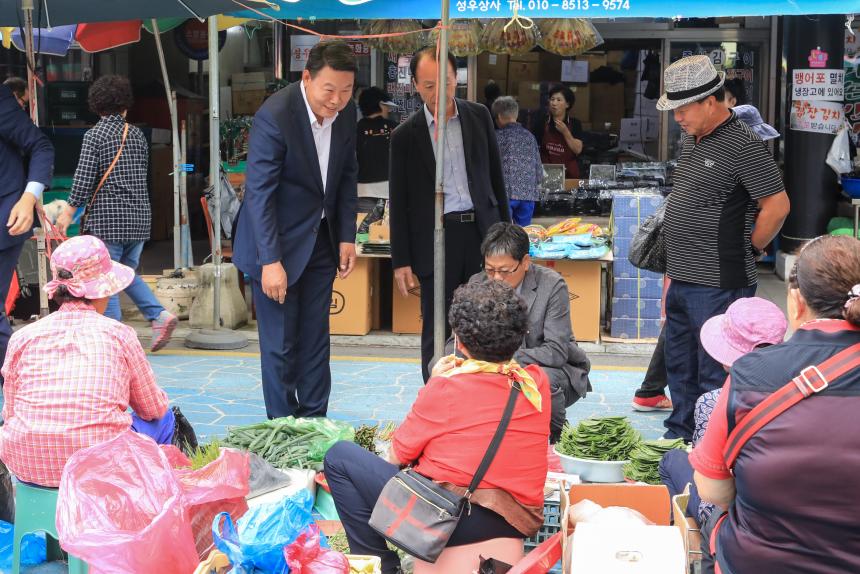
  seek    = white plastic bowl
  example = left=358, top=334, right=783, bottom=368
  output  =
left=553, top=447, right=628, bottom=483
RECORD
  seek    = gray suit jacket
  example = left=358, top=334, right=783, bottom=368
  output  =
left=446, top=264, right=592, bottom=403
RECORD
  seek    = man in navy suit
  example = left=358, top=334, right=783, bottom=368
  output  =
left=0, top=85, right=54, bottom=385
left=232, top=42, right=358, bottom=419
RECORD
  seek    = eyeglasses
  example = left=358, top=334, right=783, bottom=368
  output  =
left=484, top=261, right=521, bottom=277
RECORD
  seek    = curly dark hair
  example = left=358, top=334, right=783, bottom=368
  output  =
left=50, top=269, right=88, bottom=305
left=448, top=280, right=528, bottom=363
left=88, top=75, right=134, bottom=116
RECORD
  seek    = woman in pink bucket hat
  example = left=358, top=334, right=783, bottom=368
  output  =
left=659, top=298, right=787, bottom=541
left=0, top=235, right=176, bottom=487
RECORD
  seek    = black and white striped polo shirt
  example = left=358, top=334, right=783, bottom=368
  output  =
left=665, top=113, right=783, bottom=289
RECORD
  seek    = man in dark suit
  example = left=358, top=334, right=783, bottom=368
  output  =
left=0, top=84, right=54, bottom=386
left=442, top=223, right=591, bottom=441
left=232, top=42, right=358, bottom=419
left=390, top=46, right=509, bottom=381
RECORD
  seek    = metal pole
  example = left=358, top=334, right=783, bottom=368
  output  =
left=22, top=0, right=49, bottom=317
left=273, top=22, right=284, bottom=80
left=152, top=20, right=182, bottom=270
left=432, top=2, right=450, bottom=362
left=209, top=16, right=222, bottom=330
left=181, top=119, right=190, bottom=267
left=185, top=17, right=247, bottom=350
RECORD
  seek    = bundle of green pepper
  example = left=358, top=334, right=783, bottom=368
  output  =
left=623, top=439, right=688, bottom=484
left=223, top=416, right=354, bottom=470
left=556, top=417, right=641, bottom=461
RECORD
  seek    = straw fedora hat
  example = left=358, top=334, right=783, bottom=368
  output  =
left=656, top=55, right=726, bottom=111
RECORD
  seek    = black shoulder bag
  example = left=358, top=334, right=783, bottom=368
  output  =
left=368, top=385, right=521, bottom=563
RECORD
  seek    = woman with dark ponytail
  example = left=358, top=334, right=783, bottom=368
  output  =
left=690, top=234, right=860, bottom=574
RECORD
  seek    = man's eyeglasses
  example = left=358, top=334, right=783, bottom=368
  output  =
left=484, top=261, right=521, bottom=277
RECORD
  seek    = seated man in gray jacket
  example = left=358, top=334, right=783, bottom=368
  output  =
left=442, top=222, right=591, bottom=442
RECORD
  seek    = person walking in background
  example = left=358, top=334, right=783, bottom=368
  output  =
left=656, top=56, right=789, bottom=441
left=492, top=96, right=543, bottom=226
left=232, top=41, right=358, bottom=419
left=355, top=87, right=397, bottom=233
left=535, top=84, right=584, bottom=180
left=389, top=46, right=509, bottom=381
left=57, top=75, right=177, bottom=352
left=0, top=82, right=53, bottom=386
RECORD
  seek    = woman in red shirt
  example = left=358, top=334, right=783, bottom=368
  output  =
left=537, top=84, right=584, bottom=179
left=325, top=280, right=550, bottom=574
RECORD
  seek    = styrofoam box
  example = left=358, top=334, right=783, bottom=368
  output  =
left=613, top=216, right=650, bottom=239
left=611, top=317, right=662, bottom=339
left=613, top=277, right=663, bottom=299
left=613, top=258, right=662, bottom=280
left=611, top=194, right=664, bottom=219
left=612, top=297, right=662, bottom=320
left=612, top=235, right=633, bottom=258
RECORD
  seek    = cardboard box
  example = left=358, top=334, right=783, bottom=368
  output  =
left=507, top=61, right=540, bottom=96
left=356, top=213, right=390, bottom=243
left=581, top=53, right=608, bottom=72
left=569, top=523, right=686, bottom=573
left=477, top=53, right=509, bottom=94
left=516, top=81, right=542, bottom=110
left=330, top=258, right=374, bottom=336
left=510, top=51, right=540, bottom=63
left=564, top=179, right=583, bottom=190
left=232, top=72, right=266, bottom=91
left=589, top=83, right=625, bottom=131
left=571, top=84, right=590, bottom=123
left=233, top=89, right=265, bottom=115
left=561, top=483, right=674, bottom=574
left=535, top=258, right=603, bottom=342
left=672, top=492, right=703, bottom=572
left=392, top=273, right=422, bottom=334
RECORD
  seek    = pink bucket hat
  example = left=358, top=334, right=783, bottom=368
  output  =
left=44, top=235, right=134, bottom=300
left=700, top=297, right=787, bottom=367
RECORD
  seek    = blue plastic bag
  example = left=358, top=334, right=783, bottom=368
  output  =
left=213, top=489, right=315, bottom=574
left=0, top=520, right=47, bottom=571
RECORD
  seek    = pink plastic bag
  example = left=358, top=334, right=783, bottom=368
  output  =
left=56, top=431, right=199, bottom=574
left=162, top=445, right=251, bottom=558
left=284, top=524, right=350, bottom=574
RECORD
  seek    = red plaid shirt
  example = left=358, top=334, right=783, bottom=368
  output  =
left=0, top=301, right=168, bottom=486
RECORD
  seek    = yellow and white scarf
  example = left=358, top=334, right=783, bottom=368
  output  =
left=437, top=357, right=542, bottom=412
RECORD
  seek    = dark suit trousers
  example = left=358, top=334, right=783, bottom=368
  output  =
left=252, top=221, right=337, bottom=419
left=417, top=218, right=483, bottom=381
left=0, top=242, right=23, bottom=387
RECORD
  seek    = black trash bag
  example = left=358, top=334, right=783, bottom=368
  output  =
left=0, top=460, right=13, bottom=523
left=358, top=199, right=387, bottom=235
left=479, top=556, right=512, bottom=574
left=171, top=406, right=199, bottom=456
left=628, top=203, right=667, bottom=273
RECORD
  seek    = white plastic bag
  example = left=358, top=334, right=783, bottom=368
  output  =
left=827, top=121, right=853, bottom=176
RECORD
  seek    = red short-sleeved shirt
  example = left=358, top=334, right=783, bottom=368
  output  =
left=689, top=378, right=733, bottom=480
left=392, top=365, right=551, bottom=508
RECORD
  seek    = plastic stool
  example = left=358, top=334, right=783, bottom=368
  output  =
left=413, top=537, right=524, bottom=574
left=12, top=482, right=88, bottom=574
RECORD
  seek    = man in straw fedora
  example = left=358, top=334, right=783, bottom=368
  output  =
left=656, top=55, right=790, bottom=441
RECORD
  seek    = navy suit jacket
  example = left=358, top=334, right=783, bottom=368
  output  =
left=0, top=85, right=54, bottom=250
left=232, top=82, right=358, bottom=285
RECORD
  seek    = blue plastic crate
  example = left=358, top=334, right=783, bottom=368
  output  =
left=613, top=277, right=664, bottom=299
left=611, top=317, right=662, bottom=339
left=612, top=297, right=662, bottom=320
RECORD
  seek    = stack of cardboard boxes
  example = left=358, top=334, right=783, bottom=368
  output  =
left=611, top=193, right=665, bottom=340
left=232, top=72, right=267, bottom=116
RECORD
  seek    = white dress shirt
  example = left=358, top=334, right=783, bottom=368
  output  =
left=300, top=81, right=337, bottom=194
left=424, top=103, right=473, bottom=214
